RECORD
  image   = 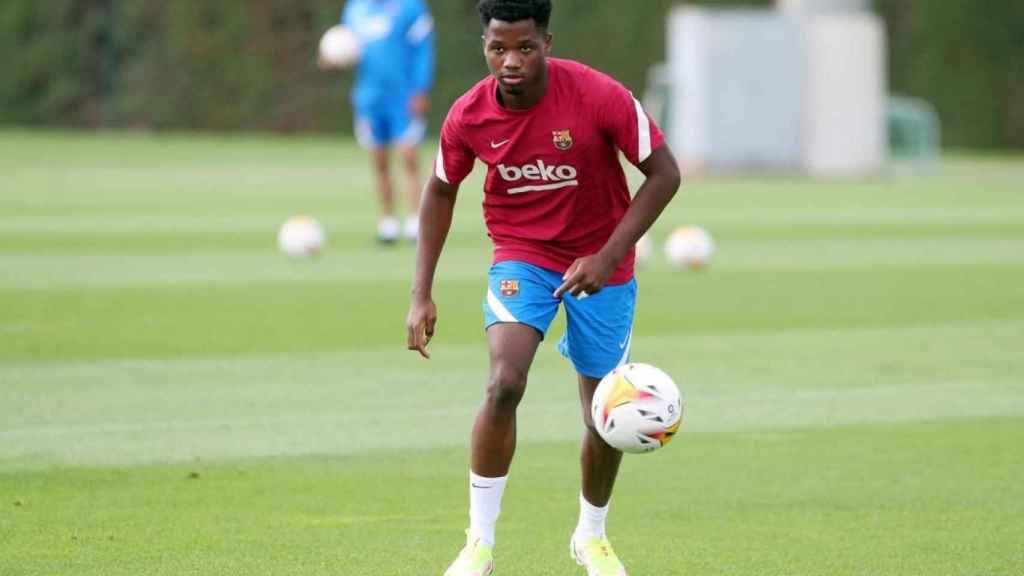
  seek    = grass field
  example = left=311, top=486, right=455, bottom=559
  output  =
left=1, top=130, right=1022, bottom=575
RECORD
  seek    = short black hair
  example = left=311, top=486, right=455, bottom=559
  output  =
left=477, top=0, right=552, bottom=31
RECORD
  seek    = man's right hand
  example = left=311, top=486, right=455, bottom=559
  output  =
left=317, top=55, right=336, bottom=71
left=406, top=296, right=437, bottom=359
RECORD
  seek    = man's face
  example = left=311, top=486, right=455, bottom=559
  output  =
left=482, top=18, right=551, bottom=96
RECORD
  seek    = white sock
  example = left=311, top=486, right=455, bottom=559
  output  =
left=575, top=493, right=609, bottom=540
left=469, top=471, right=507, bottom=547
left=377, top=216, right=400, bottom=240
left=403, top=214, right=419, bottom=239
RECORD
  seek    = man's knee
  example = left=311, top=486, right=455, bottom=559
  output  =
left=485, top=363, right=527, bottom=409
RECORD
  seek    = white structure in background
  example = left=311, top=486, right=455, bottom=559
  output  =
left=671, top=9, right=804, bottom=171
left=801, top=13, right=885, bottom=176
left=667, top=0, right=886, bottom=177
left=778, top=0, right=870, bottom=11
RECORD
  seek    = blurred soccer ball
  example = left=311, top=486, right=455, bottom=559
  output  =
left=665, top=226, right=714, bottom=270
left=319, top=26, right=362, bottom=68
left=591, top=363, right=684, bottom=454
left=278, top=215, right=325, bottom=258
left=635, top=234, right=653, bottom=267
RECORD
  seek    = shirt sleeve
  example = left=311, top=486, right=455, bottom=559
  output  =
left=596, top=77, right=666, bottom=167
left=435, top=106, right=476, bottom=185
left=405, top=1, right=435, bottom=95
left=340, top=1, right=352, bottom=27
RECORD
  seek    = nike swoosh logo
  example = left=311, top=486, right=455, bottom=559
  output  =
left=471, top=483, right=492, bottom=489
left=490, top=139, right=511, bottom=149
left=618, top=332, right=631, bottom=349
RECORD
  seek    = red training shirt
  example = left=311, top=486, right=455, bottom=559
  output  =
left=435, top=57, right=665, bottom=284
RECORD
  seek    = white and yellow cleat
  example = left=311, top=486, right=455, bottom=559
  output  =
left=570, top=533, right=628, bottom=576
left=444, top=531, right=494, bottom=576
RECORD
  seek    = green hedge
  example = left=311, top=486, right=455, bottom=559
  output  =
left=0, top=0, right=767, bottom=135
left=1, top=0, right=1020, bottom=149
left=876, top=0, right=1024, bottom=148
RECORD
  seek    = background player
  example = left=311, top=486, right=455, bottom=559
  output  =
left=324, top=0, right=435, bottom=243
left=406, top=1, right=681, bottom=574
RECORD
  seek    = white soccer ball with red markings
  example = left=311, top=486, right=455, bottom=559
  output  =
left=277, top=215, right=325, bottom=258
left=591, top=363, right=684, bottom=454
left=319, top=26, right=362, bottom=68
left=635, top=234, right=653, bottom=268
left=665, top=226, right=714, bottom=270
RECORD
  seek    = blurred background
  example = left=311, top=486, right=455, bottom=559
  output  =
left=2, top=2, right=1023, bottom=575
left=1, top=0, right=1021, bottom=150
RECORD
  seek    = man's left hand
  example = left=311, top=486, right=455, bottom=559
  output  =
left=409, top=94, right=430, bottom=117
left=553, top=252, right=617, bottom=299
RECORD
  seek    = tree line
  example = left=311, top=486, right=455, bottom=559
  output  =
left=0, top=0, right=1020, bottom=149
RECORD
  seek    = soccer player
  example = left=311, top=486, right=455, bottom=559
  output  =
left=405, top=1, right=680, bottom=574
left=324, top=0, right=435, bottom=243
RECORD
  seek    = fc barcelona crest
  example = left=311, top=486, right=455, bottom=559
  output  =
left=500, top=279, right=520, bottom=297
left=552, top=129, right=573, bottom=151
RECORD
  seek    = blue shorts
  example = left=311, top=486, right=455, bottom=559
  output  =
left=483, top=260, right=637, bottom=380
left=354, top=103, right=425, bottom=149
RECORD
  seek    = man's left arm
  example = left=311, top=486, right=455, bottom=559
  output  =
left=554, top=145, right=680, bottom=298
left=406, top=3, right=435, bottom=115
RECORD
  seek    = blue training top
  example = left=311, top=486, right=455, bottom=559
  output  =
left=341, top=0, right=435, bottom=112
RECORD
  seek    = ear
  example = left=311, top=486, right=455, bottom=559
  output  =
left=543, top=33, right=552, bottom=54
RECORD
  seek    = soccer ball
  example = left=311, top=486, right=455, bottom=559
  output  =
left=665, top=226, right=714, bottom=270
left=591, top=363, right=684, bottom=454
left=277, top=215, right=325, bottom=257
left=635, top=233, right=653, bottom=268
left=319, top=26, right=362, bottom=68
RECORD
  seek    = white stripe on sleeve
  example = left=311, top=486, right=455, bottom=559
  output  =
left=633, top=96, right=652, bottom=163
left=486, top=289, right=518, bottom=323
left=435, top=145, right=449, bottom=183
left=407, top=14, right=434, bottom=44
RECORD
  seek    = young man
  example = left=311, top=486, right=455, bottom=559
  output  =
left=405, top=1, right=680, bottom=574
left=325, top=0, right=435, bottom=243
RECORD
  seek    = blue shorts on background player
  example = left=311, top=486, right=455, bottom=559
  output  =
left=324, top=0, right=435, bottom=244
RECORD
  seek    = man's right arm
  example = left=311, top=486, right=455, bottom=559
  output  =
left=406, top=174, right=459, bottom=358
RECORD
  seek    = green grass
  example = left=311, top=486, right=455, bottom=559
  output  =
left=3, top=419, right=1022, bottom=575
left=1, top=130, right=1023, bottom=575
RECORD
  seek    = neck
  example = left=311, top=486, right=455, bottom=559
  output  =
left=498, top=62, right=549, bottom=110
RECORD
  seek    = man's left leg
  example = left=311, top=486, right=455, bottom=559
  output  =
left=570, top=375, right=628, bottom=576
left=578, top=374, right=624, bottom=509
left=560, top=281, right=637, bottom=575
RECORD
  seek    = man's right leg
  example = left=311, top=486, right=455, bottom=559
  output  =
left=391, top=107, right=426, bottom=242
left=355, top=114, right=399, bottom=244
left=473, top=323, right=540, bottom=477
left=445, top=323, right=541, bottom=576
left=370, top=147, right=399, bottom=243
left=397, top=145, right=422, bottom=242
